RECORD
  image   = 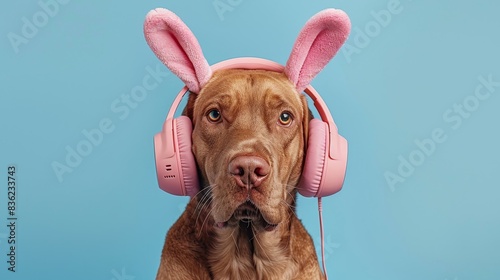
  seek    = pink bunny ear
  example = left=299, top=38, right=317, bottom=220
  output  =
left=285, top=9, right=351, bottom=93
left=144, top=8, right=211, bottom=93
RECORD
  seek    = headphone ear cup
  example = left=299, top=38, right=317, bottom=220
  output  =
left=174, top=116, right=200, bottom=197
left=299, top=119, right=328, bottom=197
left=154, top=116, right=199, bottom=197
left=299, top=119, right=348, bottom=197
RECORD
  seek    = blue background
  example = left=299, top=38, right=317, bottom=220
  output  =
left=1, top=0, right=499, bottom=279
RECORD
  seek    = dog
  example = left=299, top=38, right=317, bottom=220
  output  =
left=158, top=69, right=320, bottom=279
left=144, top=8, right=351, bottom=280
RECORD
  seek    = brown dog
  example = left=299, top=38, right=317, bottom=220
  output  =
left=156, top=69, right=322, bottom=280
left=144, top=7, right=351, bottom=280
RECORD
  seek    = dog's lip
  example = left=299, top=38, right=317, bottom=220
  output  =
left=214, top=219, right=278, bottom=231
left=233, top=201, right=260, bottom=220
left=220, top=201, right=279, bottom=231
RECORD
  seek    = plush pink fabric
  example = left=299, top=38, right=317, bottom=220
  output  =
left=143, top=8, right=211, bottom=93
left=285, top=9, right=351, bottom=93
left=143, top=8, right=350, bottom=94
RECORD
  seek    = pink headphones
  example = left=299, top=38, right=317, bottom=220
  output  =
left=144, top=8, right=351, bottom=199
left=154, top=57, right=348, bottom=198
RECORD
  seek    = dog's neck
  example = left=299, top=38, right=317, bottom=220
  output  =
left=210, top=220, right=297, bottom=279
left=190, top=191, right=299, bottom=279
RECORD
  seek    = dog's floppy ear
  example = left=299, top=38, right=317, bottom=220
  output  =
left=285, top=9, right=351, bottom=93
left=144, top=8, right=211, bottom=93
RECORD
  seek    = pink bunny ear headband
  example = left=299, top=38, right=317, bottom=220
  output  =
left=144, top=7, right=350, bottom=93
left=144, top=8, right=350, bottom=279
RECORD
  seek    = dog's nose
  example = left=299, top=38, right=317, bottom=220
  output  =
left=228, top=156, right=270, bottom=188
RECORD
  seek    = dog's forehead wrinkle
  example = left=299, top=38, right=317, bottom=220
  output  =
left=199, top=70, right=302, bottom=120
left=209, top=69, right=297, bottom=96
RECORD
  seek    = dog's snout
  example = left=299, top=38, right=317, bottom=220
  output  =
left=228, top=156, right=269, bottom=188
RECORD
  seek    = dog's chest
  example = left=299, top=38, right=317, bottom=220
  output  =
left=208, top=225, right=298, bottom=280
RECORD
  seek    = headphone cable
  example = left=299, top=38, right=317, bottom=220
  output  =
left=318, top=197, right=328, bottom=280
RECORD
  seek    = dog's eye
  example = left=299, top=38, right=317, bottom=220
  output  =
left=278, top=111, right=293, bottom=126
left=207, top=109, right=221, bottom=122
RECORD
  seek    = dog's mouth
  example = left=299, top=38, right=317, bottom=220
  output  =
left=215, top=201, right=278, bottom=231
left=233, top=201, right=260, bottom=222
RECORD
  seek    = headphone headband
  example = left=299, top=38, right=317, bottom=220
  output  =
left=165, top=57, right=341, bottom=160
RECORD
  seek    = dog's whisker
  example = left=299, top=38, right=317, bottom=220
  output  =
left=194, top=185, right=217, bottom=226
left=193, top=191, right=208, bottom=214
left=195, top=202, right=210, bottom=228
left=196, top=188, right=212, bottom=205
left=278, top=192, right=298, bottom=223
left=250, top=223, right=273, bottom=263
left=280, top=200, right=298, bottom=221
left=194, top=190, right=212, bottom=217
left=194, top=185, right=216, bottom=213
left=248, top=222, right=258, bottom=242
left=286, top=209, right=294, bottom=225
left=279, top=198, right=294, bottom=209
left=219, top=226, right=237, bottom=243
left=197, top=208, right=214, bottom=238
left=230, top=227, right=239, bottom=253
left=192, top=184, right=210, bottom=199
left=280, top=199, right=295, bottom=212
left=279, top=201, right=296, bottom=218
left=198, top=202, right=217, bottom=238
left=285, top=185, right=298, bottom=200
left=194, top=199, right=210, bottom=226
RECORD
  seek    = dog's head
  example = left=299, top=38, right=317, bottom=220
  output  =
left=144, top=8, right=350, bottom=230
left=190, top=69, right=309, bottom=230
